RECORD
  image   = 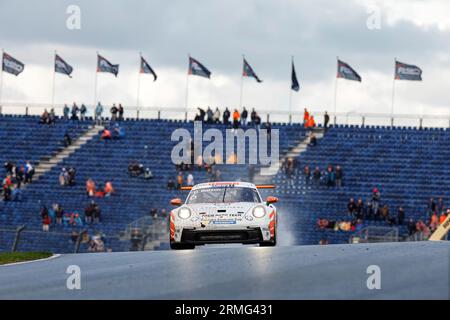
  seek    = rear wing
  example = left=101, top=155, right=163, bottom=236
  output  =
left=179, top=185, right=275, bottom=191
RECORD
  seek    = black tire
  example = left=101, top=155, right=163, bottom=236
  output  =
left=260, top=228, right=277, bottom=247
left=170, top=242, right=195, bottom=250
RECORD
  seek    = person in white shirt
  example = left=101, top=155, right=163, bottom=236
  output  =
left=187, top=173, right=194, bottom=186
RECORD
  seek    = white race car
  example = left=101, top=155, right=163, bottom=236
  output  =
left=169, top=182, right=278, bottom=250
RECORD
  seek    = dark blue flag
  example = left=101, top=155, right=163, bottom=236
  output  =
left=97, top=54, right=119, bottom=77
left=2, top=52, right=24, bottom=76
left=55, top=54, right=73, bottom=78
left=243, top=58, right=262, bottom=83
left=140, top=56, right=157, bottom=81
left=188, top=57, right=211, bottom=78
left=337, top=60, right=361, bottom=82
left=395, top=61, right=422, bottom=81
left=291, top=61, right=300, bottom=92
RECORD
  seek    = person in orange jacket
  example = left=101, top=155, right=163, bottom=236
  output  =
left=305, top=115, right=316, bottom=128
left=104, top=181, right=115, bottom=197
left=232, top=109, right=240, bottom=130
left=303, top=108, right=309, bottom=124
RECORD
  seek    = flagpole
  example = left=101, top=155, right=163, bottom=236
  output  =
left=0, top=49, right=4, bottom=109
left=390, top=58, right=397, bottom=124
left=185, top=53, right=190, bottom=120
left=137, top=52, right=142, bottom=109
left=289, top=55, right=294, bottom=124
left=239, top=54, right=245, bottom=108
left=51, top=50, right=57, bottom=109
left=333, top=56, right=339, bottom=125
left=93, top=51, right=99, bottom=108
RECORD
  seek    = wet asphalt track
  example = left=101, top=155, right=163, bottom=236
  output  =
left=0, top=241, right=449, bottom=300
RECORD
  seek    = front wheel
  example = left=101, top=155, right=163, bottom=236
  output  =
left=170, top=241, right=195, bottom=250
left=259, top=234, right=277, bottom=247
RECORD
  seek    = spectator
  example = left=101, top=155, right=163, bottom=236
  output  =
left=397, top=207, right=405, bottom=225
left=167, top=178, right=175, bottom=190
left=63, top=104, right=70, bottom=120
left=428, top=197, right=437, bottom=216
left=110, top=104, right=119, bottom=121
left=101, top=128, right=112, bottom=140
left=213, top=108, right=221, bottom=124
left=355, top=198, right=364, bottom=219
left=187, top=173, right=194, bottom=186
left=325, top=165, right=335, bottom=187
left=85, top=201, right=95, bottom=224
left=232, top=109, right=240, bottom=130
left=93, top=203, right=101, bottom=224
left=49, top=108, right=56, bottom=124
left=80, top=104, right=87, bottom=121
left=42, top=214, right=51, bottom=232
left=437, top=197, right=445, bottom=214
left=118, top=104, right=124, bottom=121
left=303, top=165, right=311, bottom=184
left=440, top=211, right=448, bottom=225
left=128, top=162, right=144, bottom=177
left=67, top=167, right=76, bottom=186
left=197, top=107, right=206, bottom=122
left=223, top=107, right=230, bottom=125
left=71, top=102, right=79, bottom=120
left=86, top=178, right=96, bottom=197
left=144, top=168, right=153, bottom=180
left=177, top=172, right=184, bottom=189
left=95, top=102, right=103, bottom=124
left=206, top=107, right=214, bottom=124
left=11, top=185, right=22, bottom=201
left=429, top=212, right=439, bottom=232
left=407, top=218, right=416, bottom=235
left=4, top=161, right=14, bottom=175
left=308, top=132, right=317, bottom=147
left=104, top=181, right=115, bottom=197
left=54, top=203, right=64, bottom=225
left=347, top=198, right=356, bottom=216
left=305, top=115, right=316, bottom=129
left=303, top=108, right=309, bottom=125
left=59, top=168, right=68, bottom=186
left=112, top=124, right=126, bottom=139
left=313, top=166, right=321, bottom=185
left=372, top=188, right=381, bottom=215
left=250, top=108, right=257, bottom=126
left=324, top=111, right=330, bottom=130
left=39, top=109, right=51, bottom=125
left=63, top=132, right=72, bottom=147
left=335, top=165, right=343, bottom=187
left=24, top=161, right=34, bottom=183
left=241, top=107, right=248, bottom=126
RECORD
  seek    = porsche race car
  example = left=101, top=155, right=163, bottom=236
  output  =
left=169, top=182, right=278, bottom=250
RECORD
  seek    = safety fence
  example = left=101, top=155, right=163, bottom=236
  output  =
left=0, top=217, right=169, bottom=253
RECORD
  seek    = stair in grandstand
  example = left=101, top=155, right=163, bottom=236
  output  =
left=255, top=127, right=325, bottom=184
left=32, top=125, right=104, bottom=181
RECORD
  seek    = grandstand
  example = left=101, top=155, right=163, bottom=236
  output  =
left=0, top=113, right=447, bottom=253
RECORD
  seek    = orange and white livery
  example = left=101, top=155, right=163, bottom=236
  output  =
left=169, top=182, right=278, bottom=250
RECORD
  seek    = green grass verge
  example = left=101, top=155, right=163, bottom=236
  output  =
left=0, top=252, right=53, bottom=265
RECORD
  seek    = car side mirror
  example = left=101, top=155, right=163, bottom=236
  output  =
left=266, top=196, right=278, bottom=204
left=170, top=198, right=183, bottom=206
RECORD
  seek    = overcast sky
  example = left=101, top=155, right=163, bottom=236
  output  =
left=0, top=0, right=450, bottom=123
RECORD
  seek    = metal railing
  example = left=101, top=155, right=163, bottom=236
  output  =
left=120, top=216, right=169, bottom=251
left=2, top=102, right=450, bottom=128
left=353, top=226, right=400, bottom=243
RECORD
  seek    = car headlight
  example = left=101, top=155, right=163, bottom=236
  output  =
left=252, top=206, right=266, bottom=218
left=178, top=207, right=192, bottom=220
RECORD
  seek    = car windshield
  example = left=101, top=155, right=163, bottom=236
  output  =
left=186, top=186, right=261, bottom=204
